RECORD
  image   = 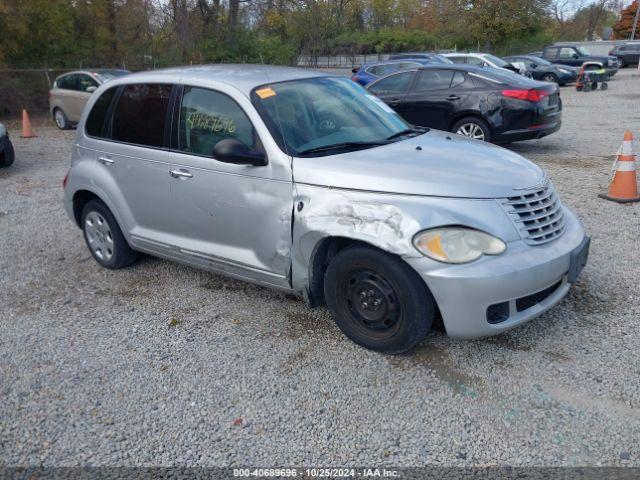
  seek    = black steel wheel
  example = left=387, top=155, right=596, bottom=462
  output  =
left=324, top=245, right=436, bottom=354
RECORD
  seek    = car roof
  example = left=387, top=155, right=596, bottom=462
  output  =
left=55, top=69, right=129, bottom=78
left=363, top=59, right=431, bottom=67
left=105, top=64, right=329, bottom=95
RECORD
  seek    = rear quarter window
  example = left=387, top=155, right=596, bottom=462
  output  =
left=86, top=87, right=118, bottom=138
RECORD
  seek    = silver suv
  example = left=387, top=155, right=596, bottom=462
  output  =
left=63, top=65, right=589, bottom=353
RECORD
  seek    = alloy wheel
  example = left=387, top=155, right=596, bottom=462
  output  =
left=84, top=211, right=115, bottom=261
left=456, top=123, right=486, bottom=141
left=55, top=110, right=66, bottom=129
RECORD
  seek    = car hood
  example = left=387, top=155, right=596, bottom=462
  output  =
left=293, top=129, right=545, bottom=199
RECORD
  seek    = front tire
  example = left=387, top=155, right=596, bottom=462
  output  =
left=324, top=245, right=435, bottom=354
left=542, top=73, right=558, bottom=83
left=53, top=108, right=71, bottom=130
left=81, top=200, right=138, bottom=269
left=452, top=116, right=492, bottom=142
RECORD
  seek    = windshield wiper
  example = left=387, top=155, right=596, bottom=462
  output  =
left=297, top=141, right=387, bottom=156
left=385, top=127, right=427, bottom=141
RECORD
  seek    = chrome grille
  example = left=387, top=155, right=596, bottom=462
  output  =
left=503, top=183, right=566, bottom=245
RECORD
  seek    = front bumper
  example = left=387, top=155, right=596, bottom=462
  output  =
left=406, top=207, right=586, bottom=339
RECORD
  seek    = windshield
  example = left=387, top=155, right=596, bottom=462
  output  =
left=252, top=77, right=414, bottom=157
left=576, top=46, right=591, bottom=56
left=483, top=54, right=510, bottom=68
left=533, top=57, right=551, bottom=65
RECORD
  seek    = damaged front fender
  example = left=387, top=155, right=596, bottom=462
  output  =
left=291, top=184, right=521, bottom=298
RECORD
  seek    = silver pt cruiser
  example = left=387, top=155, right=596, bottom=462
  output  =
left=63, top=65, right=590, bottom=353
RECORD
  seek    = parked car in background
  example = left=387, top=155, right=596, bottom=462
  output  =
left=63, top=65, right=588, bottom=353
left=609, top=42, right=640, bottom=68
left=0, top=123, right=14, bottom=168
left=388, top=52, right=454, bottom=64
left=443, top=52, right=526, bottom=75
left=504, top=55, right=577, bottom=85
left=49, top=69, right=129, bottom=130
left=542, top=45, right=618, bottom=76
left=367, top=65, right=562, bottom=143
left=351, top=59, right=436, bottom=86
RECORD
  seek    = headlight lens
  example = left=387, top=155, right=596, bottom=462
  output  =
left=558, top=68, right=571, bottom=74
left=413, top=227, right=506, bottom=264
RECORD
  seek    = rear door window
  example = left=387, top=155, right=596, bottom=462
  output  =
left=544, top=47, right=559, bottom=59
left=450, top=71, right=475, bottom=89
left=368, top=71, right=415, bottom=96
left=465, top=56, right=486, bottom=67
left=412, top=70, right=455, bottom=91
left=86, top=87, right=118, bottom=138
left=111, top=84, right=173, bottom=148
left=559, top=48, right=576, bottom=59
left=447, top=56, right=466, bottom=64
left=57, top=75, right=77, bottom=90
left=178, top=86, right=256, bottom=156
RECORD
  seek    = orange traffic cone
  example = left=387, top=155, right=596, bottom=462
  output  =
left=599, top=130, right=640, bottom=203
left=20, top=109, right=37, bottom=138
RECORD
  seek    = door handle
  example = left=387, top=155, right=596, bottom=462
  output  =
left=98, top=156, right=114, bottom=165
left=169, top=169, right=193, bottom=179
left=447, top=95, right=460, bottom=101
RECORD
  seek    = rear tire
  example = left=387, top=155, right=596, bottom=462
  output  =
left=542, top=73, right=558, bottom=83
left=452, top=116, right=492, bottom=143
left=324, top=245, right=435, bottom=354
left=0, top=140, right=15, bottom=168
left=81, top=199, right=138, bottom=269
left=53, top=108, right=71, bottom=130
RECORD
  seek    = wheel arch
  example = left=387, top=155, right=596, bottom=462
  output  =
left=447, top=111, right=492, bottom=132
left=72, top=189, right=102, bottom=226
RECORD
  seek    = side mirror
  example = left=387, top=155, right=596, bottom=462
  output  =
left=213, top=139, right=267, bottom=166
left=351, top=66, right=360, bottom=74
left=531, top=63, right=538, bottom=69
left=86, top=86, right=97, bottom=93
left=572, top=53, right=579, bottom=59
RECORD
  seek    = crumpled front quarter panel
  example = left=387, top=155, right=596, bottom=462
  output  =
left=291, top=184, right=521, bottom=293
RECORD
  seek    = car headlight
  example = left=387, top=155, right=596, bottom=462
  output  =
left=558, top=68, right=571, bottom=74
left=413, top=227, right=506, bottom=264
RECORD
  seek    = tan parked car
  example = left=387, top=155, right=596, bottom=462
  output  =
left=49, top=69, right=129, bottom=129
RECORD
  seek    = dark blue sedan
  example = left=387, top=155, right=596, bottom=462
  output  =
left=351, top=58, right=450, bottom=86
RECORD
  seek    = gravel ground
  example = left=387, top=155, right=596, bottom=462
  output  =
left=1, top=69, right=639, bottom=468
